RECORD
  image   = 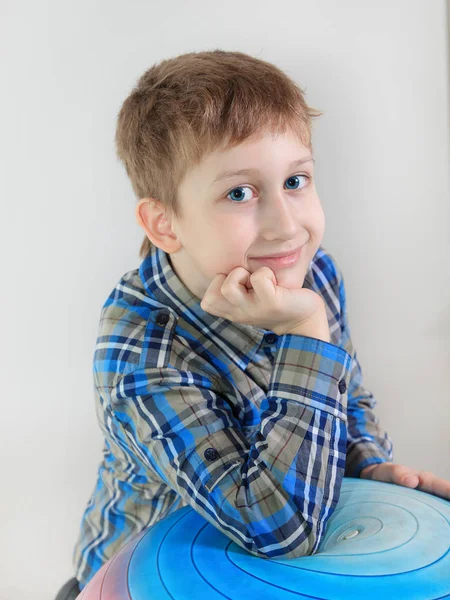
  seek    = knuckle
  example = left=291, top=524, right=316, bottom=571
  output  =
left=259, top=266, right=273, bottom=278
left=221, top=283, right=233, bottom=298
left=419, top=470, right=433, bottom=479
left=224, top=268, right=244, bottom=285
left=250, top=268, right=265, bottom=279
left=201, top=299, right=218, bottom=315
left=396, top=465, right=409, bottom=474
left=393, top=465, right=409, bottom=478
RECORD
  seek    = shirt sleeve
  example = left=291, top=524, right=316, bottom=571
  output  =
left=336, top=264, right=394, bottom=479
left=110, top=334, right=353, bottom=560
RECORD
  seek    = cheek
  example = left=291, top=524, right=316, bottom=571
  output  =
left=218, top=215, right=254, bottom=245
left=311, top=200, right=326, bottom=230
left=204, top=217, right=252, bottom=271
left=203, top=213, right=248, bottom=246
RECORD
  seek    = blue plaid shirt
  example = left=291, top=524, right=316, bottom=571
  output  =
left=73, top=244, right=393, bottom=589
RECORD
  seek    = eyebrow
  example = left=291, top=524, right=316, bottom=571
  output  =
left=212, top=156, right=315, bottom=185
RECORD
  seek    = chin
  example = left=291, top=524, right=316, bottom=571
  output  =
left=277, top=267, right=306, bottom=288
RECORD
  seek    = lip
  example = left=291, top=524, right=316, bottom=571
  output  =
left=250, top=245, right=304, bottom=268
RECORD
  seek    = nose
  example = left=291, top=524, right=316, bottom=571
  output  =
left=259, top=191, right=298, bottom=239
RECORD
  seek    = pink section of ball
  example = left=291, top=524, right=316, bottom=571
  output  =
left=76, top=529, right=148, bottom=599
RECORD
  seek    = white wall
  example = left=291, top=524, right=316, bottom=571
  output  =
left=2, top=1, right=449, bottom=598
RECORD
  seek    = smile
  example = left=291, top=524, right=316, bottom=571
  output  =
left=250, top=245, right=303, bottom=268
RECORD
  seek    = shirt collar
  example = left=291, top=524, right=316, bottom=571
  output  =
left=139, top=244, right=316, bottom=369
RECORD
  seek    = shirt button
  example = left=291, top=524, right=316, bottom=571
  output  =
left=204, top=448, right=219, bottom=461
left=156, top=311, right=170, bottom=326
left=338, top=379, right=347, bottom=394
left=264, top=333, right=278, bottom=344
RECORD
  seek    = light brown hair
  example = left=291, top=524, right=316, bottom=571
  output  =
left=115, top=49, right=323, bottom=259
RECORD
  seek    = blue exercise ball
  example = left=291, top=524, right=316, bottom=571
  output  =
left=77, top=477, right=450, bottom=599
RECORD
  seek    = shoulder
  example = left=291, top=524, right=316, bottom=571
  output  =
left=94, top=268, right=176, bottom=390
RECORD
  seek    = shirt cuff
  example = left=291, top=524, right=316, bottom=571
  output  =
left=268, top=333, right=353, bottom=423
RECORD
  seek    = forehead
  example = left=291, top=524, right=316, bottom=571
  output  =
left=198, top=129, right=312, bottom=178
left=216, top=128, right=308, bottom=158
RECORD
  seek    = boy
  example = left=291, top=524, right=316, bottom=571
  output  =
left=55, top=49, right=450, bottom=599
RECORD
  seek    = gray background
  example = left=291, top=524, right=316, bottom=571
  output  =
left=1, top=1, right=449, bottom=598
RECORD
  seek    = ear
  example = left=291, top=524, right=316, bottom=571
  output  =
left=135, top=198, right=182, bottom=254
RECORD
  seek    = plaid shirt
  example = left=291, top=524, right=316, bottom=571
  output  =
left=73, top=244, right=393, bottom=589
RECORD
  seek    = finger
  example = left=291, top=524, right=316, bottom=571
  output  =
left=402, top=474, right=420, bottom=487
left=200, top=273, right=230, bottom=316
left=390, top=464, right=420, bottom=487
left=416, top=471, right=450, bottom=501
left=249, top=267, right=278, bottom=306
left=362, top=463, right=450, bottom=501
left=366, top=463, right=418, bottom=487
left=220, top=267, right=253, bottom=306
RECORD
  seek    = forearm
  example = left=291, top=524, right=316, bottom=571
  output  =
left=253, top=332, right=351, bottom=556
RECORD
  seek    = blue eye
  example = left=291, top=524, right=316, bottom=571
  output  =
left=226, top=174, right=310, bottom=203
left=285, top=174, right=308, bottom=190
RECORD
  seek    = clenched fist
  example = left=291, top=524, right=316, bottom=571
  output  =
left=200, top=265, right=326, bottom=335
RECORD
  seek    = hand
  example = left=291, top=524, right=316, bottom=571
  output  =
left=360, top=461, right=450, bottom=501
left=200, top=265, right=325, bottom=334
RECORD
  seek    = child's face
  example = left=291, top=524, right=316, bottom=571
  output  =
left=164, top=128, right=325, bottom=301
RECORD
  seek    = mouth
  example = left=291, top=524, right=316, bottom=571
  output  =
left=249, top=245, right=304, bottom=268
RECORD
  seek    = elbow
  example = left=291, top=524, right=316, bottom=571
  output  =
left=249, top=520, right=319, bottom=560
